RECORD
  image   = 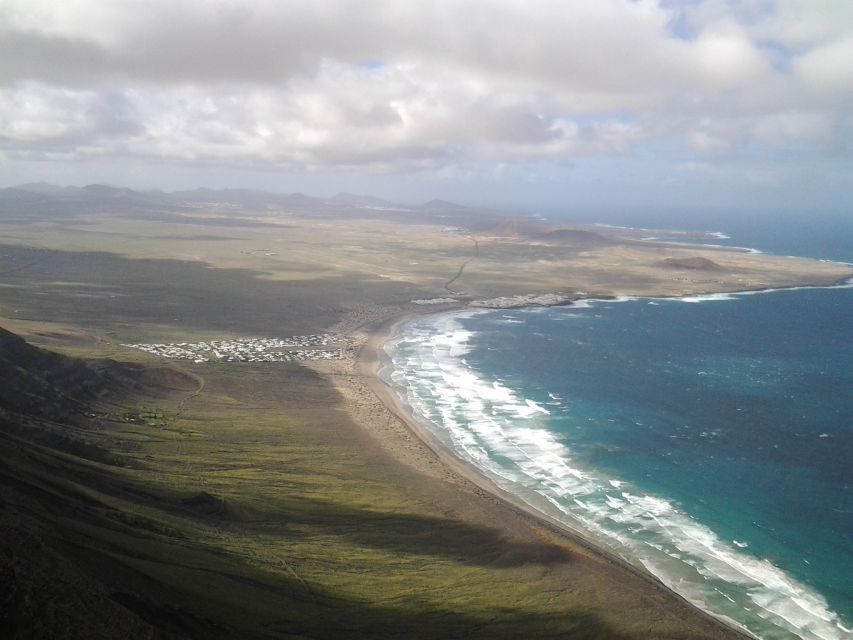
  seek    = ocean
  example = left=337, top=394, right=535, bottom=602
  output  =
left=381, top=212, right=852, bottom=640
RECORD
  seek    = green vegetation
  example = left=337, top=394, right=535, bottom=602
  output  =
left=1, top=329, right=736, bottom=639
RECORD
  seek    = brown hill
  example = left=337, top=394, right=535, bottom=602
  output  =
left=538, top=228, right=615, bottom=247
left=658, top=256, right=725, bottom=270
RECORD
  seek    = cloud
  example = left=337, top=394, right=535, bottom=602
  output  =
left=0, top=1, right=772, bottom=97
left=747, top=0, right=853, bottom=48
left=794, top=33, right=853, bottom=97
left=0, top=0, right=851, bottom=176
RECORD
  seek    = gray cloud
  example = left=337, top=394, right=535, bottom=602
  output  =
left=0, top=0, right=851, bottom=177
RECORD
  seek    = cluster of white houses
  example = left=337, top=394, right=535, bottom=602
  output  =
left=122, top=335, right=344, bottom=363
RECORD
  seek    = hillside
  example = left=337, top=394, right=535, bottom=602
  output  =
left=0, top=327, right=149, bottom=420
left=0, top=327, right=745, bottom=640
left=0, top=328, right=203, bottom=638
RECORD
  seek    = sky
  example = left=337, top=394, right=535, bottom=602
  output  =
left=1, top=0, right=852, bottom=214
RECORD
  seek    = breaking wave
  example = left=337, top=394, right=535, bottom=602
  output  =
left=381, top=312, right=850, bottom=640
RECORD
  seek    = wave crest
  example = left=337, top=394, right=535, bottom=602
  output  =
left=383, top=312, right=848, bottom=640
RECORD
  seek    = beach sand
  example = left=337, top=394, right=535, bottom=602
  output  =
left=308, top=309, right=752, bottom=640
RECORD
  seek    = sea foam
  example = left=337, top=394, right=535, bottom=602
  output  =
left=383, top=312, right=849, bottom=640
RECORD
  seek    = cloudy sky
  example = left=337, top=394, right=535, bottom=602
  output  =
left=1, top=0, right=852, bottom=213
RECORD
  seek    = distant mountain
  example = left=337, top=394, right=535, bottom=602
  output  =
left=13, top=182, right=81, bottom=196
left=8, top=183, right=151, bottom=202
left=0, top=182, right=509, bottom=227
left=420, top=198, right=468, bottom=211
left=280, top=192, right=322, bottom=207
left=0, top=187, right=46, bottom=204
left=167, top=187, right=314, bottom=208
left=0, top=183, right=383, bottom=211
left=81, top=184, right=140, bottom=199
left=0, top=182, right=171, bottom=217
left=165, top=187, right=403, bottom=210
left=329, top=192, right=403, bottom=208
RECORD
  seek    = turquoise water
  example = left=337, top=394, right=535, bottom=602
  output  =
left=382, top=217, right=852, bottom=640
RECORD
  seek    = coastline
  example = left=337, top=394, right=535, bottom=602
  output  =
left=353, top=306, right=755, bottom=640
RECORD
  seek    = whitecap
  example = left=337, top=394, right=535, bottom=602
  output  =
left=680, top=292, right=738, bottom=303
left=382, top=310, right=850, bottom=640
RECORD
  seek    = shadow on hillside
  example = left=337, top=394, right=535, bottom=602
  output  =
left=0, top=430, right=637, bottom=640
left=0, top=506, right=634, bottom=640
left=270, top=496, right=574, bottom=569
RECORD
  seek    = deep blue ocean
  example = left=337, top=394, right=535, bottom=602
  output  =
left=383, top=212, right=852, bottom=640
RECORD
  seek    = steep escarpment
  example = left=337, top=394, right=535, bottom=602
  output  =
left=0, top=328, right=204, bottom=639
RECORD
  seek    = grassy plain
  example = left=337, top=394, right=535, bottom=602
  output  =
left=1, top=201, right=849, bottom=345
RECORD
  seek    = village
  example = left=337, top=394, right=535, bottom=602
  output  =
left=122, top=334, right=345, bottom=363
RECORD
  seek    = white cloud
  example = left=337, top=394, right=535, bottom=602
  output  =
left=747, top=0, right=853, bottom=48
left=0, top=85, right=96, bottom=142
left=793, top=33, right=853, bottom=95
left=0, top=0, right=850, bottom=177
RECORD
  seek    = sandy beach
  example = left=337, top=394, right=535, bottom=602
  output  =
left=317, top=307, right=754, bottom=640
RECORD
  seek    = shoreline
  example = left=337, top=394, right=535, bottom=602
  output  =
left=407, top=269, right=853, bottom=313
left=354, top=306, right=756, bottom=640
